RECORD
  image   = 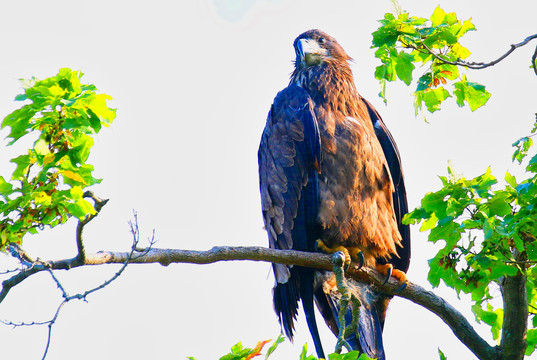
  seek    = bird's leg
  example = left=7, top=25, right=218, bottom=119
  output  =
left=316, top=240, right=365, bottom=270
left=376, top=263, right=408, bottom=291
left=332, top=251, right=362, bottom=354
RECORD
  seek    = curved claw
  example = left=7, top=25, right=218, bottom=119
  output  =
left=376, top=263, right=408, bottom=290
left=396, top=281, right=407, bottom=292
left=382, top=264, right=393, bottom=285
left=353, top=251, right=365, bottom=269
left=314, top=239, right=322, bottom=253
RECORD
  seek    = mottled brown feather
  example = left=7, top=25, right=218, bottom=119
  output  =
left=291, top=38, right=401, bottom=267
left=259, top=30, right=409, bottom=359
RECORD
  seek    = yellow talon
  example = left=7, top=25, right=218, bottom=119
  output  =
left=376, top=263, right=408, bottom=291
left=315, top=240, right=364, bottom=269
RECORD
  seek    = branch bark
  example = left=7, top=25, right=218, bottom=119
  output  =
left=499, top=251, right=528, bottom=360
left=1, top=245, right=500, bottom=359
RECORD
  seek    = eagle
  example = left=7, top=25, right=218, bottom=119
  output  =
left=258, top=30, right=410, bottom=359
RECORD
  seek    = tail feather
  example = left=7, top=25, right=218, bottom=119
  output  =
left=273, top=269, right=300, bottom=339
left=356, top=300, right=385, bottom=360
left=273, top=170, right=326, bottom=357
left=273, top=268, right=326, bottom=359
left=300, top=268, right=325, bottom=359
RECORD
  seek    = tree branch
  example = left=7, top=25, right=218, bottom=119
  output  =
left=415, top=34, right=537, bottom=74
left=74, top=191, right=109, bottom=264
left=1, top=245, right=500, bottom=359
left=499, top=250, right=528, bottom=360
left=3, top=214, right=151, bottom=360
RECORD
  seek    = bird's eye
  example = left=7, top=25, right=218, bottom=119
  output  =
left=318, top=37, right=326, bottom=45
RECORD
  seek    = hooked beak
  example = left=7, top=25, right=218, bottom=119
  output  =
left=296, top=38, right=327, bottom=66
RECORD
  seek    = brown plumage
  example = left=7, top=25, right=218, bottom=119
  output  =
left=258, top=29, right=410, bottom=359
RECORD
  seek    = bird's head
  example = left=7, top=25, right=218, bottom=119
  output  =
left=293, top=29, right=351, bottom=69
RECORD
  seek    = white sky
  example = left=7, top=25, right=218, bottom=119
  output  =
left=0, top=1, right=536, bottom=359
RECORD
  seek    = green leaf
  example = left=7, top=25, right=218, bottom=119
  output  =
left=265, top=335, right=285, bottom=359
left=11, top=154, right=32, bottom=180
left=33, top=191, right=52, bottom=206
left=328, top=351, right=366, bottom=360
left=2, top=106, right=36, bottom=144
left=395, top=53, right=415, bottom=85
left=512, top=136, right=533, bottom=163
left=430, top=6, right=447, bottom=27
left=418, top=87, right=451, bottom=113
left=427, top=257, right=444, bottom=287
left=87, top=94, right=116, bottom=127
left=421, top=191, right=447, bottom=214
left=378, top=78, right=387, bottom=104
left=420, top=213, right=439, bottom=231
left=66, top=199, right=96, bottom=220
left=489, top=263, right=519, bottom=279
left=299, top=343, right=318, bottom=360
left=505, top=171, right=518, bottom=188
left=0, top=176, right=13, bottom=196
left=454, top=76, right=491, bottom=111
left=69, top=186, right=84, bottom=200
left=527, top=329, right=537, bottom=355
left=416, top=73, right=432, bottom=92
left=87, top=108, right=102, bottom=133
left=486, top=196, right=512, bottom=217
left=458, top=19, right=476, bottom=37
left=451, top=43, right=471, bottom=60
left=375, top=61, right=396, bottom=82
left=34, top=138, right=51, bottom=156
left=14, top=93, right=27, bottom=101
left=438, top=348, right=448, bottom=360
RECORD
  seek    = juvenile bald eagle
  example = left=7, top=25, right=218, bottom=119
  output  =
left=258, top=30, right=410, bottom=359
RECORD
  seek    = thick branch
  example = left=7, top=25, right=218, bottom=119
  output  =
left=499, top=251, right=528, bottom=360
left=1, top=245, right=499, bottom=359
left=74, top=191, right=109, bottom=263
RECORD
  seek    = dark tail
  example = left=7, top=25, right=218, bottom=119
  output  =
left=300, top=268, right=325, bottom=359
left=273, top=267, right=325, bottom=359
left=299, top=170, right=325, bottom=358
left=273, top=170, right=325, bottom=357
left=273, top=271, right=300, bottom=340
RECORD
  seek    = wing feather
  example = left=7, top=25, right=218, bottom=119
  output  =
left=258, top=85, right=322, bottom=351
left=259, top=84, right=321, bottom=267
left=363, top=98, right=411, bottom=272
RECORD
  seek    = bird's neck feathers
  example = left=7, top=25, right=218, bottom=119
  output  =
left=291, top=60, right=361, bottom=116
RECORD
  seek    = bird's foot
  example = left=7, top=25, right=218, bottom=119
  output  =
left=330, top=252, right=361, bottom=355
left=375, top=263, right=408, bottom=291
left=315, top=240, right=364, bottom=270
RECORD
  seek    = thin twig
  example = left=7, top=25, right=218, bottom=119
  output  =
left=38, top=214, right=149, bottom=360
left=42, top=300, right=66, bottom=360
left=46, top=269, right=68, bottom=299
left=532, top=45, right=537, bottom=76
left=0, top=319, right=52, bottom=327
left=418, top=34, right=537, bottom=71
left=0, top=268, right=23, bottom=275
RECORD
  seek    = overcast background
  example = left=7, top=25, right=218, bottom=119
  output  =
left=0, top=0, right=536, bottom=359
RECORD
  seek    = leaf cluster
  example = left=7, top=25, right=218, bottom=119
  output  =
left=0, top=68, right=115, bottom=250
left=404, top=117, right=537, bottom=353
left=186, top=337, right=375, bottom=360
left=372, top=6, right=490, bottom=114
